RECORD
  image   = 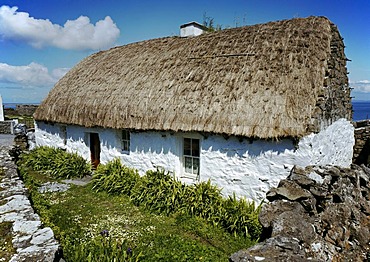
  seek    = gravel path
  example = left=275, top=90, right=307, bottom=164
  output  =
left=0, top=134, right=15, bottom=147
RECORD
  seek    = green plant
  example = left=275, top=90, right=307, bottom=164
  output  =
left=0, top=221, right=16, bottom=261
left=183, top=180, right=224, bottom=223
left=63, top=235, right=143, bottom=262
left=130, top=169, right=187, bottom=215
left=90, top=161, right=262, bottom=240
left=91, top=158, right=139, bottom=195
left=19, top=146, right=91, bottom=179
left=221, top=194, right=262, bottom=239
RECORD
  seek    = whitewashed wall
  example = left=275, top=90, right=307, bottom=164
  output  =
left=35, top=122, right=182, bottom=176
left=35, top=118, right=354, bottom=202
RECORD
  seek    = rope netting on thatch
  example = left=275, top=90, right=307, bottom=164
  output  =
left=35, top=16, right=347, bottom=139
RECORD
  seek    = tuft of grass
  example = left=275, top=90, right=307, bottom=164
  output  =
left=0, top=221, right=16, bottom=261
left=91, top=158, right=139, bottom=196
left=18, top=146, right=91, bottom=179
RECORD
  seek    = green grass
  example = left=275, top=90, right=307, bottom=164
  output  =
left=17, top=149, right=258, bottom=261
left=20, top=171, right=255, bottom=261
left=0, top=221, right=16, bottom=261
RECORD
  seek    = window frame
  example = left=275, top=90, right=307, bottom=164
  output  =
left=182, top=137, right=200, bottom=180
left=121, top=129, right=130, bottom=153
left=60, top=125, right=67, bottom=146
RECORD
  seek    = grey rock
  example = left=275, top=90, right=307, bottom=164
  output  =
left=38, top=181, right=70, bottom=193
left=232, top=165, right=370, bottom=261
left=267, top=179, right=312, bottom=201
left=0, top=145, right=60, bottom=261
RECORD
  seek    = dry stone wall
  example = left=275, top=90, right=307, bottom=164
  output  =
left=0, top=121, right=13, bottom=134
left=0, top=144, right=60, bottom=261
left=230, top=164, right=370, bottom=261
left=309, top=23, right=352, bottom=133
left=353, top=120, right=370, bottom=165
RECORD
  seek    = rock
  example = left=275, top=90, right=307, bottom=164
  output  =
left=231, top=165, right=370, bottom=261
left=266, top=180, right=312, bottom=201
left=0, top=145, right=60, bottom=261
left=38, top=182, right=70, bottom=193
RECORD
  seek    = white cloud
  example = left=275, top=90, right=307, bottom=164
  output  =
left=0, top=62, right=68, bottom=87
left=350, top=80, right=370, bottom=93
left=0, top=5, right=120, bottom=50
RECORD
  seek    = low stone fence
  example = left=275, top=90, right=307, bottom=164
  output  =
left=0, top=145, right=60, bottom=261
left=231, top=164, right=370, bottom=261
left=353, top=120, right=370, bottom=165
left=0, top=120, right=15, bottom=134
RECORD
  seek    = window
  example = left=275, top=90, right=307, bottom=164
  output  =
left=183, top=138, right=200, bottom=177
left=122, top=130, right=130, bottom=152
left=60, top=126, right=67, bottom=145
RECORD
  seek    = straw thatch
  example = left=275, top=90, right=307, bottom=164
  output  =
left=34, top=16, right=350, bottom=139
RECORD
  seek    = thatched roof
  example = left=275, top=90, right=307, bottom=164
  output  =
left=35, top=16, right=347, bottom=139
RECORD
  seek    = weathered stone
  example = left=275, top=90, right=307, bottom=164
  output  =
left=38, top=182, right=70, bottom=193
left=230, top=236, right=311, bottom=262
left=0, top=144, right=60, bottom=261
left=232, top=165, right=370, bottom=261
left=267, top=180, right=312, bottom=201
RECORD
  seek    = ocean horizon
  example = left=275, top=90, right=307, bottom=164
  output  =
left=352, top=100, right=370, bottom=121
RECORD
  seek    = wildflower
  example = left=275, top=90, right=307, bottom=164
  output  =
left=126, top=247, right=133, bottom=257
left=100, top=229, right=109, bottom=237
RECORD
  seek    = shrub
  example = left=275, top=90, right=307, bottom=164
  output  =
left=182, top=180, right=224, bottom=223
left=221, top=194, right=262, bottom=239
left=19, top=146, right=91, bottom=179
left=91, top=159, right=139, bottom=195
left=130, top=169, right=187, bottom=215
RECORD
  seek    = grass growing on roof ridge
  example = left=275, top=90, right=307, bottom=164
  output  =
left=18, top=149, right=257, bottom=261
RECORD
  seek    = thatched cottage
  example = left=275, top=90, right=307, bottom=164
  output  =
left=34, top=16, right=354, bottom=201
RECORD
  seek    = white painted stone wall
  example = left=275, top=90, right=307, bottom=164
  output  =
left=35, top=118, right=354, bottom=202
left=35, top=122, right=182, bottom=176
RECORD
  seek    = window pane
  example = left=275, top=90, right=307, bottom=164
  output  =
left=192, top=139, right=200, bottom=157
left=122, top=130, right=129, bottom=140
left=123, top=141, right=129, bottom=151
left=193, top=158, right=199, bottom=175
left=184, top=138, right=191, bottom=156
left=184, top=156, right=193, bottom=173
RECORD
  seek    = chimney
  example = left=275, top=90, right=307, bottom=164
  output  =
left=180, top=22, right=207, bottom=37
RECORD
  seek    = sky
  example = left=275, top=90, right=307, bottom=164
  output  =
left=0, top=0, right=369, bottom=103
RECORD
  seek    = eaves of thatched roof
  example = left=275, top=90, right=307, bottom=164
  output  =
left=34, top=16, right=346, bottom=139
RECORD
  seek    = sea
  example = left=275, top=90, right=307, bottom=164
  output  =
left=352, top=101, right=370, bottom=121
left=2, top=101, right=370, bottom=121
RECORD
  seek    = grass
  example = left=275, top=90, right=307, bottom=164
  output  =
left=20, top=170, right=256, bottom=261
left=54, top=184, right=254, bottom=261
left=17, top=149, right=259, bottom=261
left=0, top=222, right=16, bottom=261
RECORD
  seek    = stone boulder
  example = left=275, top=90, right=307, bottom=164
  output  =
left=230, top=164, right=370, bottom=261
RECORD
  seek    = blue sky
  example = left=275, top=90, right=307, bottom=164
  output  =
left=0, top=0, right=369, bottom=102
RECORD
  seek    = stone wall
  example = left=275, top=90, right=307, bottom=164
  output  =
left=353, top=120, right=370, bottom=165
left=309, top=23, right=352, bottom=133
left=15, top=104, right=38, bottom=116
left=231, top=164, right=370, bottom=261
left=0, top=145, right=59, bottom=261
left=0, top=121, right=13, bottom=134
